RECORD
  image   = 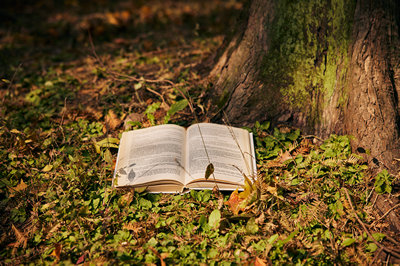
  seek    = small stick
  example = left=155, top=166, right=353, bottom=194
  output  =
left=2, top=63, right=22, bottom=105
left=365, top=189, right=374, bottom=205
left=145, top=87, right=167, bottom=106
left=7, top=63, right=23, bottom=91
left=376, top=203, right=400, bottom=222
left=222, top=111, right=251, bottom=177
left=371, top=194, right=378, bottom=208
left=369, top=247, right=383, bottom=266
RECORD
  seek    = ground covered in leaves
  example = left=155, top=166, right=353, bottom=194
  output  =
left=1, top=0, right=400, bottom=264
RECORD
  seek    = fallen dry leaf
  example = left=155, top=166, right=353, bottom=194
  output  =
left=255, top=212, right=265, bottom=225
left=105, top=110, right=122, bottom=130
left=254, top=256, right=268, bottom=266
left=50, top=243, right=62, bottom=261
left=9, top=180, right=28, bottom=197
left=10, top=224, right=27, bottom=254
left=225, top=190, right=244, bottom=215
left=106, top=12, right=119, bottom=26
left=279, top=150, right=293, bottom=163
left=86, top=106, right=103, bottom=120
left=76, top=253, right=85, bottom=264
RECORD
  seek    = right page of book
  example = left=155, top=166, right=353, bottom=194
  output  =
left=185, top=123, right=254, bottom=187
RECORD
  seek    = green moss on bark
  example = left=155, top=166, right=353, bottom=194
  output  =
left=260, top=0, right=356, bottom=125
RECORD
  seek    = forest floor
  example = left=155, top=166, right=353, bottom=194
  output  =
left=1, top=0, right=399, bottom=264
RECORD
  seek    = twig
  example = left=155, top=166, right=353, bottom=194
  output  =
left=107, top=70, right=175, bottom=86
left=145, top=87, right=167, bottom=106
left=88, top=31, right=105, bottom=68
left=222, top=111, right=251, bottom=177
left=385, top=235, right=400, bottom=247
left=365, top=189, right=374, bottom=205
left=6, top=63, right=22, bottom=91
left=343, top=188, right=400, bottom=258
left=369, top=247, right=383, bottom=266
left=371, top=194, right=378, bottom=208
left=376, top=203, right=400, bottom=222
left=385, top=254, right=390, bottom=266
left=302, top=135, right=324, bottom=141
left=2, top=63, right=22, bottom=106
left=173, top=86, right=196, bottom=116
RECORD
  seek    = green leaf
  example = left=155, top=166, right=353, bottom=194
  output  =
left=246, top=218, right=259, bottom=234
left=208, top=209, right=221, bottom=229
left=168, top=99, right=188, bottom=116
left=199, top=215, right=207, bottom=228
left=164, top=99, right=188, bottom=123
left=139, top=198, right=152, bottom=209
left=145, top=102, right=161, bottom=125
left=278, top=229, right=298, bottom=247
left=366, top=243, right=378, bottom=252
left=374, top=170, right=393, bottom=194
left=42, top=165, right=53, bottom=172
left=147, top=237, right=158, bottom=247
left=342, top=238, right=356, bottom=247
left=268, top=234, right=279, bottom=245
left=369, top=233, right=386, bottom=242
left=96, top=138, right=120, bottom=148
left=103, top=149, right=113, bottom=165
left=92, top=198, right=100, bottom=209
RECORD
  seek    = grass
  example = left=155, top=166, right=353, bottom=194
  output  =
left=1, top=0, right=399, bottom=264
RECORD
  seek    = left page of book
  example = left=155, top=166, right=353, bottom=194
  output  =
left=114, top=124, right=186, bottom=191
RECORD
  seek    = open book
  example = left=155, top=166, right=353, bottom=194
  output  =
left=113, top=123, right=256, bottom=193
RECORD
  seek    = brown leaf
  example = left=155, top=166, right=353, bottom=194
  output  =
left=114, top=38, right=130, bottom=45
left=142, top=40, right=154, bottom=51
left=11, top=224, right=27, bottom=251
left=254, top=257, right=268, bottom=266
left=106, top=12, right=119, bottom=26
left=105, top=110, right=122, bottom=130
left=225, top=190, right=244, bottom=215
left=154, top=108, right=167, bottom=121
left=266, top=160, right=283, bottom=168
left=255, top=212, right=265, bottom=225
left=279, top=151, right=293, bottom=163
left=204, top=163, right=214, bottom=180
left=120, top=192, right=134, bottom=206
left=76, top=253, right=85, bottom=264
left=267, top=150, right=293, bottom=168
left=139, top=6, right=153, bottom=22
left=86, top=106, right=103, bottom=120
left=50, top=243, right=62, bottom=261
left=9, top=180, right=28, bottom=197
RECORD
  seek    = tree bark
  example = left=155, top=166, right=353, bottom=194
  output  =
left=344, top=0, right=400, bottom=168
left=208, top=0, right=400, bottom=170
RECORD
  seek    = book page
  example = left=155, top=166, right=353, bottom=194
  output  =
left=114, top=124, right=186, bottom=187
left=185, top=123, right=253, bottom=186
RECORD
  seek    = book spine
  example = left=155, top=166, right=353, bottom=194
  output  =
left=112, top=141, right=123, bottom=188
left=249, top=133, right=257, bottom=178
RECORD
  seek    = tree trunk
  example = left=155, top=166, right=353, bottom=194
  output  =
left=208, top=0, right=400, bottom=170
